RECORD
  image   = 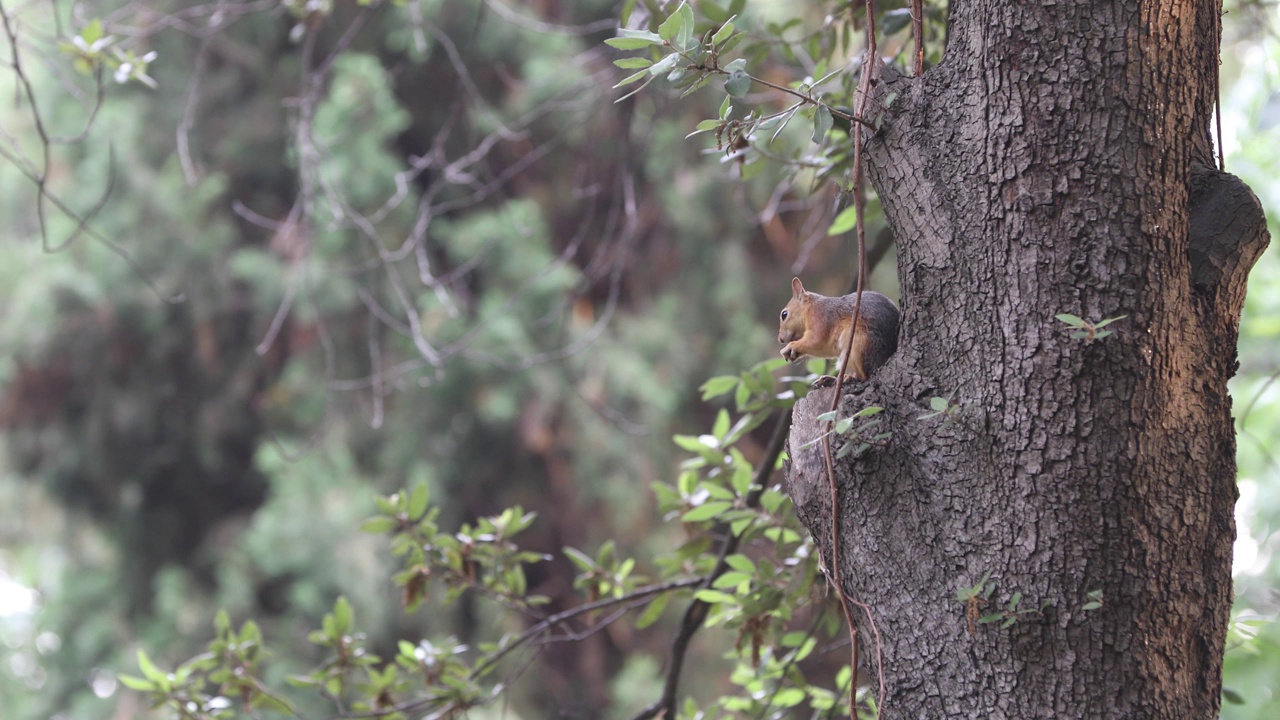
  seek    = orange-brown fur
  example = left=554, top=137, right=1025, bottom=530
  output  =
left=777, top=277, right=899, bottom=381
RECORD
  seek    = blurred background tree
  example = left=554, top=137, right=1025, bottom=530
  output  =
left=0, top=0, right=1275, bottom=718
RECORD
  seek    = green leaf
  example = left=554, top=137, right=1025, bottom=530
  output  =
left=136, top=649, right=165, bottom=683
left=979, top=613, right=1005, bottom=624
left=614, top=57, right=654, bottom=69
left=724, top=58, right=746, bottom=73
left=677, top=470, right=697, bottom=496
left=613, top=68, right=651, bottom=89
left=816, top=410, right=838, bottom=423
left=712, top=571, right=751, bottom=589
left=618, top=28, right=664, bottom=41
left=1055, top=313, right=1085, bottom=327
left=564, top=546, right=596, bottom=573
left=673, top=434, right=714, bottom=453
left=649, top=53, right=680, bottom=76
left=1082, top=601, right=1102, bottom=611
left=1094, top=315, right=1127, bottom=328
left=407, top=484, right=429, bottom=519
left=117, top=674, right=154, bottom=692
left=930, top=396, right=949, bottom=412
left=812, top=104, right=833, bottom=143
left=719, top=30, right=746, bottom=56
left=677, top=2, right=696, bottom=50
left=724, top=70, right=751, bottom=98
left=683, top=500, right=733, bottom=522
left=1222, top=687, right=1246, bottom=705
left=361, top=516, right=398, bottom=534
left=375, top=494, right=398, bottom=515
left=836, top=441, right=869, bottom=459
left=658, top=6, right=686, bottom=42
left=730, top=464, right=752, bottom=495
left=693, top=589, right=738, bottom=605
left=760, top=489, right=785, bottom=513
left=712, top=18, right=736, bottom=46
left=635, top=591, right=671, bottom=629
left=734, top=380, right=751, bottom=410
left=827, top=205, right=858, bottom=235
left=606, top=36, right=661, bottom=50
left=772, top=688, right=806, bottom=707
left=712, top=409, right=730, bottom=439
left=680, top=72, right=715, bottom=98
left=334, top=596, right=352, bottom=634
left=719, top=94, right=732, bottom=119
left=82, top=19, right=104, bottom=45
left=834, top=416, right=854, bottom=434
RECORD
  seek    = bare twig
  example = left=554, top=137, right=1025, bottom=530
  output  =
left=818, top=1, right=886, bottom=717
left=912, top=0, right=924, bottom=75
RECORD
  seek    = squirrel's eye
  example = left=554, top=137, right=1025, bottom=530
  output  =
left=780, top=310, right=788, bottom=321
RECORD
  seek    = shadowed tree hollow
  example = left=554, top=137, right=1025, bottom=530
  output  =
left=786, top=1, right=1269, bottom=718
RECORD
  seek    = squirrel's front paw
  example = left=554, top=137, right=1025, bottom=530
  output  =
left=780, top=344, right=801, bottom=362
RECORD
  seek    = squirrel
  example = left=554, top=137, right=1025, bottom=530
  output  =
left=777, top=277, right=899, bottom=381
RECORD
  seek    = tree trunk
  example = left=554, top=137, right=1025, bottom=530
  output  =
left=786, top=2, right=1269, bottom=717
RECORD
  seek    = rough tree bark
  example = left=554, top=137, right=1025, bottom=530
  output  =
left=786, top=2, right=1269, bottom=718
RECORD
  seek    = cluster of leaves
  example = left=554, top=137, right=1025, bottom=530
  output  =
left=955, top=571, right=1049, bottom=635
left=607, top=0, right=946, bottom=188
left=364, top=487, right=551, bottom=612
left=647, top=358, right=882, bottom=717
left=117, top=496, right=545, bottom=719
left=802, top=405, right=889, bottom=460
left=57, top=19, right=157, bottom=88
left=117, top=358, right=880, bottom=718
left=119, top=613, right=286, bottom=719
left=918, top=388, right=963, bottom=424
left=1055, top=313, right=1127, bottom=342
left=609, top=0, right=864, bottom=183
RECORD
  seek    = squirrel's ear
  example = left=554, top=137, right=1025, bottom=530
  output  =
left=791, top=277, right=805, bottom=297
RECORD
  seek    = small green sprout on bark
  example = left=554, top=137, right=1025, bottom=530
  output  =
left=1056, top=313, right=1128, bottom=342
left=803, top=405, right=890, bottom=459
left=956, top=571, right=1048, bottom=634
left=919, top=387, right=963, bottom=424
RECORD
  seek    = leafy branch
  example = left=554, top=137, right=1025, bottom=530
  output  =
left=120, top=358, right=857, bottom=719
left=608, top=1, right=879, bottom=158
